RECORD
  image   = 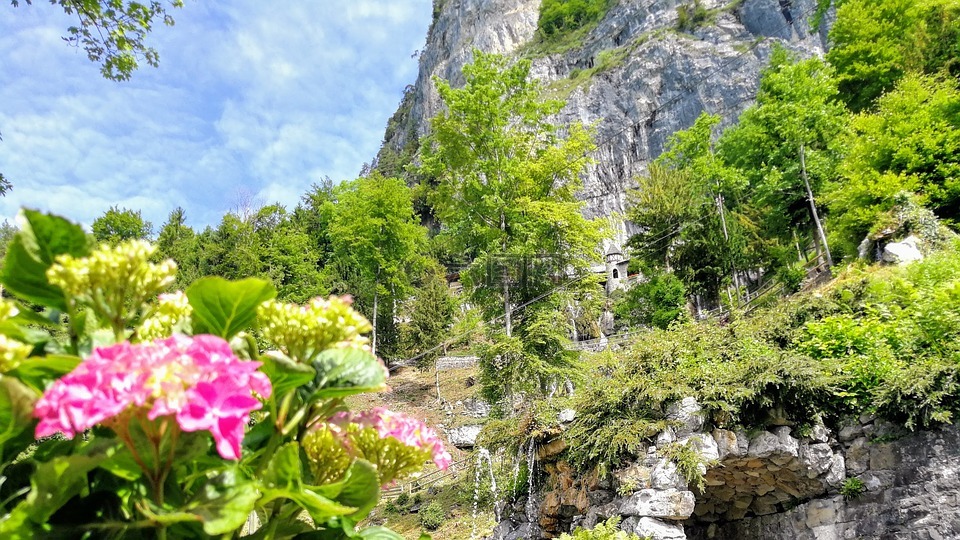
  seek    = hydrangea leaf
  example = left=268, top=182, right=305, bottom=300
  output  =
left=259, top=486, right=356, bottom=524
left=260, top=351, right=316, bottom=398
left=186, top=277, right=276, bottom=340
left=311, top=348, right=387, bottom=400
left=0, top=375, right=37, bottom=449
left=263, top=442, right=303, bottom=490
left=356, top=527, right=406, bottom=539
left=186, top=469, right=260, bottom=536
left=0, top=210, right=89, bottom=311
left=8, top=354, right=81, bottom=393
left=329, top=459, right=380, bottom=520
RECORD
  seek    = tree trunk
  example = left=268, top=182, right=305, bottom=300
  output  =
left=372, top=266, right=380, bottom=358
left=501, top=212, right=512, bottom=337
left=800, top=144, right=833, bottom=267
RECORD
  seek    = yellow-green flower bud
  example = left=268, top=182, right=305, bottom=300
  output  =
left=138, top=291, right=192, bottom=341
left=0, top=299, right=20, bottom=322
left=0, top=334, right=32, bottom=373
left=258, top=296, right=371, bottom=363
left=47, top=240, right=177, bottom=332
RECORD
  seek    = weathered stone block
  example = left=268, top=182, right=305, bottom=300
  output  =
left=619, top=489, right=695, bottom=520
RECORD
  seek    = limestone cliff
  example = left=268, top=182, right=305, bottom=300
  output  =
left=375, top=0, right=832, bottom=243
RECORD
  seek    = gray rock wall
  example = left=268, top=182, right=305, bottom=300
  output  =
left=491, top=398, right=960, bottom=540
left=377, top=0, right=831, bottom=244
left=689, top=420, right=960, bottom=539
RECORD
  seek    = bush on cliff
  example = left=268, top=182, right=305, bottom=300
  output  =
left=566, top=242, right=960, bottom=470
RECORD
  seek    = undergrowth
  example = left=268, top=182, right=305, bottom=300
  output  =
left=565, top=242, right=960, bottom=471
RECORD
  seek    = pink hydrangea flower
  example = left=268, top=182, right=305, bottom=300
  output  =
left=332, top=407, right=452, bottom=470
left=34, top=335, right=271, bottom=460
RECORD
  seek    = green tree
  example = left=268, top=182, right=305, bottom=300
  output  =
left=628, top=113, right=750, bottom=302
left=155, top=207, right=199, bottom=288
left=92, top=206, right=152, bottom=244
left=253, top=204, right=326, bottom=303
left=400, top=263, right=457, bottom=369
left=420, top=51, right=604, bottom=402
left=827, top=0, right=960, bottom=111
left=826, top=74, right=960, bottom=253
left=330, top=173, right=426, bottom=358
left=613, top=270, right=687, bottom=329
left=719, top=47, right=847, bottom=268
left=421, top=50, right=602, bottom=336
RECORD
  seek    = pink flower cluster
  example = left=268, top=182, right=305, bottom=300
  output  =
left=332, top=407, right=452, bottom=470
left=34, top=335, right=271, bottom=460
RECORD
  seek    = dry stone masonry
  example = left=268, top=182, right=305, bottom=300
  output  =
left=490, top=397, right=960, bottom=539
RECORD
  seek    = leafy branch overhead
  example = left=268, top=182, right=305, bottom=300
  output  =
left=10, top=0, right=185, bottom=81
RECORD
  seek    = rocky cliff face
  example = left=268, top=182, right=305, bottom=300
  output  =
left=493, top=398, right=960, bottom=539
left=377, top=0, right=832, bottom=243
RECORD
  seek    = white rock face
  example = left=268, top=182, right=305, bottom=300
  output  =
left=447, top=424, right=482, bottom=448
left=376, top=0, right=831, bottom=244
left=622, top=516, right=687, bottom=539
left=882, top=235, right=924, bottom=264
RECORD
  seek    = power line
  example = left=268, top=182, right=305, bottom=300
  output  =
left=399, top=212, right=716, bottom=367
left=399, top=5, right=822, bottom=367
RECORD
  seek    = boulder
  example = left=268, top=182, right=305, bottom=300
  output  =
left=666, top=397, right=704, bottom=436
left=619, top=489, right=696, bottom=520
left=621, top=516, right=687, bottom=539
left=448, top=425, right=482, bottom=448
left=882, top=235, right=923, bottom=264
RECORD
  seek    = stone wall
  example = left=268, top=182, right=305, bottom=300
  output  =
left=490, top=398, right=960, bottom=539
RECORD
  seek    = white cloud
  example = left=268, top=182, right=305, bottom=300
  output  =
left=0, top=0, right=431, bottom=230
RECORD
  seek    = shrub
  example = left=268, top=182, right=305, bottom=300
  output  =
left=539, top=0, right=611, bottom=38
left=677, top=0, right=711, bottom=31
left=559, top=517, right=645, bottom=539
left=419, top=500, right=446, bottom=531
left=841, top=477, right=866, bottom=499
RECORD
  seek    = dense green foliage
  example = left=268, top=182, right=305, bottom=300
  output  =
left=538, top=0, right=610, bottom=38
left=825, top=75, right=960, bottom=254
left=613, top=270, right=687, bottom=329
left=92, top=206, right=152, bottom=244
left=827, top=0, right=960, bottom=111
left=558, top=517, right=644, bottom=540
left=421, top=51, right=604, bottom=402
left=566, top=245, right=960, bottom=470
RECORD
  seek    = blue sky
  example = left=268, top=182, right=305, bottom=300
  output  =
left=0, top=1, right=432, bottom=230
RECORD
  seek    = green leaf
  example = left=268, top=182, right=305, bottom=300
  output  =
left=186, top=469, right=260, bottom=536
left=311, top=349, right=387, bottom=400
left=263, top=442, right=303, bottom=490
left=261, top=351, right=317, bottom=398
left=329, top=460, right=380, bottom=521
left=186, top=277, right=276, bottom=339
left=8, top=354, right=81, bottom=393
left=243, top=418, right=274, bottom=451
left=0, top=210, right=89, bottom=311
left=0, top=375, right=37, bottom=448
left=356, top=527, right=405, bottom=539
left=260, top=487, right=356, bottom=524
left=24, top=453, right=105, bottom=524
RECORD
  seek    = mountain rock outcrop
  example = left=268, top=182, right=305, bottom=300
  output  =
left=377, top=0, right=832, bottom=242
